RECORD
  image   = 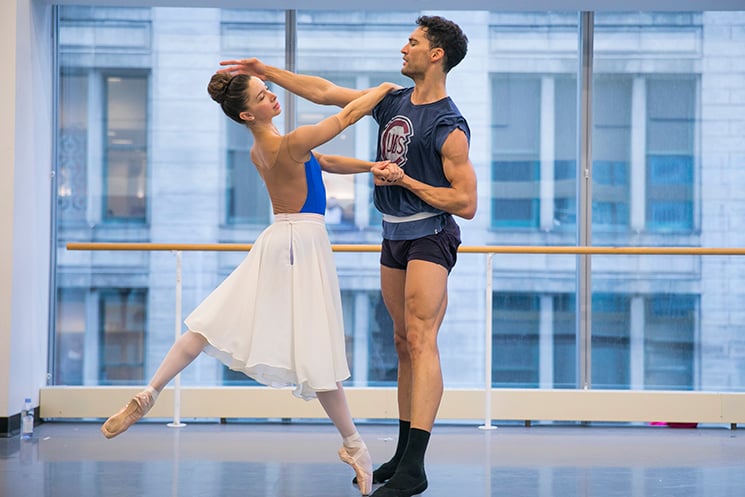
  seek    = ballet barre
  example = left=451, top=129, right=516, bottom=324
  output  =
left=66, top=242, right=745, bottom=429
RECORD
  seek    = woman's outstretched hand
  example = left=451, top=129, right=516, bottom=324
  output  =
left=218, top=58, right=267, bottom=80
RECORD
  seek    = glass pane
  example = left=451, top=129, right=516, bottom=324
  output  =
left=294, top=32, right=412, bottom=233
left=589, top=11, right=745, bottom=392
left=58, top=73, right=89, bottom=225
left=487, top=13, right=580, bottom=392
left=294, top=15, right=424, bottom=386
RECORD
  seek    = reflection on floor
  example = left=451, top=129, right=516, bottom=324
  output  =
left=2, top=421, right=744, bottom=497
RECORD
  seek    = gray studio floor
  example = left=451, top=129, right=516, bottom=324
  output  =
left=2, top=420, right=745, bottom=497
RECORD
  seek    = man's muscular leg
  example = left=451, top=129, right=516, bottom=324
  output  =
left=371, top=260, right=448, bottom=497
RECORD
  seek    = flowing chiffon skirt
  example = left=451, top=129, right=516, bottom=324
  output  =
left=184, top=213, right=350, bottom=400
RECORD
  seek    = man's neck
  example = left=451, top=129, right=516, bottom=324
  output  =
left=410, top=75, right=448, bottom=105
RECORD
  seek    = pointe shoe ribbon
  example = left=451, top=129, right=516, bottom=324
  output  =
left=339, top=445, right=373, bottom=496
left=101, top=390, right=155, bottom=439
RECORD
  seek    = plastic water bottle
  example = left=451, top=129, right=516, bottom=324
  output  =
left=21, top=398, right=34, bottom=440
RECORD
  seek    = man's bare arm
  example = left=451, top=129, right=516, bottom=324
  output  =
left=287, top=82, right=396, bottom=158
left=219, top=57, right=365, bottom=107
left=392, top=129, right=478, bottom=219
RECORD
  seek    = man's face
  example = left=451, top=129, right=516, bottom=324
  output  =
left=400, top=27, right=432, bottom=78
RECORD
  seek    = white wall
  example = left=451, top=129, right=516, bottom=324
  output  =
left=0, top=0, right=53, bottom=419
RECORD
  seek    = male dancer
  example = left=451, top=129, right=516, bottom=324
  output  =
left=221, top=15, right=477, bottom=497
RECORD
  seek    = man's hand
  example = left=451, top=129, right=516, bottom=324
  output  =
left=218, top=58, right=267, bottom=80
left=372, top=161, right=404, bottom=185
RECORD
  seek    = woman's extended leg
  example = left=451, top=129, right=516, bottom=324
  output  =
left=101, top=331, right=207, bottom=438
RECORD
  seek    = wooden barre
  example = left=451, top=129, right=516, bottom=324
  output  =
left=66, top=242, right=745, bottom=256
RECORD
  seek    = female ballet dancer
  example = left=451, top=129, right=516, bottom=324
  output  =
left=100, top=71, right=401, bottom=496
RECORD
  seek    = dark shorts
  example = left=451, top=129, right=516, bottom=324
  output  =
left=380, top=215, right=462, bottom=273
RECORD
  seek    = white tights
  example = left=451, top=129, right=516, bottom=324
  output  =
left=147, top=330, right=207, bottom=392
left=144, top=330, right=363, bottom=444
left=317, top=383, right=362, bottom=444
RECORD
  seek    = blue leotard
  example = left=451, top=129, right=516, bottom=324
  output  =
left=299, top=153, right=326, bottom=215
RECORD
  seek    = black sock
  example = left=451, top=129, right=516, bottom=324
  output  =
left=385, top=428, right=430, bottom=491
left=353, top=419, right=410, bottom=485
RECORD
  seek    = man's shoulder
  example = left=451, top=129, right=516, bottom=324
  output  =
left=384, top=87, right=413, bottom=107
left=391, top=86, right=414, bottom=97
left=374, top=87, right=412, bottom=118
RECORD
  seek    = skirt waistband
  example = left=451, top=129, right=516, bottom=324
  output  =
left=273, top=212, right=325, bottom=224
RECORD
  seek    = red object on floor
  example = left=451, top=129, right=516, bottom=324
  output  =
left=650, top=421, right=698, bottom=428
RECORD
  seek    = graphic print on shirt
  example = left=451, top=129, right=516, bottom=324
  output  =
left=380, top=115, right=414, bottom=168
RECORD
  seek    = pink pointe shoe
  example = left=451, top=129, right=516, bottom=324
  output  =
left=339, top=444, right=373, bottom=496
left=101, top=389, right=156, bottom=439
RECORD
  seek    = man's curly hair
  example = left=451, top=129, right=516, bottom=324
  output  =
left=416, top=16, right=468, bottom=73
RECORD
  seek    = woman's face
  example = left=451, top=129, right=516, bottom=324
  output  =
left=241, top=77, right=281, bottom=124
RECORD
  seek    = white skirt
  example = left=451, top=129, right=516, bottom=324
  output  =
left=184, top=213, right=350, bottom=400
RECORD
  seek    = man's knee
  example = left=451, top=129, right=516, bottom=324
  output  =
left=404, top=328, right=438, bottom=358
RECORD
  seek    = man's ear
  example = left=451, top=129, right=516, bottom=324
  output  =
left=430, top=47, right=445, bottom=62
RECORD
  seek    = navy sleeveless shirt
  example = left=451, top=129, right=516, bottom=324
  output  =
left=372, top=87, right=470, bottom=240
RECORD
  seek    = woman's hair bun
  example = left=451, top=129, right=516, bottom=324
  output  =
left=207, top=72, right=231, bottom=104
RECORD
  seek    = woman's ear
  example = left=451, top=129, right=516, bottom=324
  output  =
left=239, top=111, right=254, bottom=123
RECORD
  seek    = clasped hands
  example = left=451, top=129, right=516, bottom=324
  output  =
left=371, top=161, right=404, bottom=186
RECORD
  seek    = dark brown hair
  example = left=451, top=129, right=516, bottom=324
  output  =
left=207, top=72, right=251, bottom=125
left=416, top=16, right=468, bottom=73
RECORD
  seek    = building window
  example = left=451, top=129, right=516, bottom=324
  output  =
left=646, top=78, right=696, bottom=232
left=591, top=293, right=630, bottom=388
left=492, top=293, right=540, bottom=387
left=491, top=76, right=541, bottom=228
left=644, top=294, right=696, bottom=389
left=99, top=288, right=147, bottom=383
left=103, top=75, right=148, bottom=222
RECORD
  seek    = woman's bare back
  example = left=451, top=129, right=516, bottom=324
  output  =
left=251, top=135, right=314, bottom=214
